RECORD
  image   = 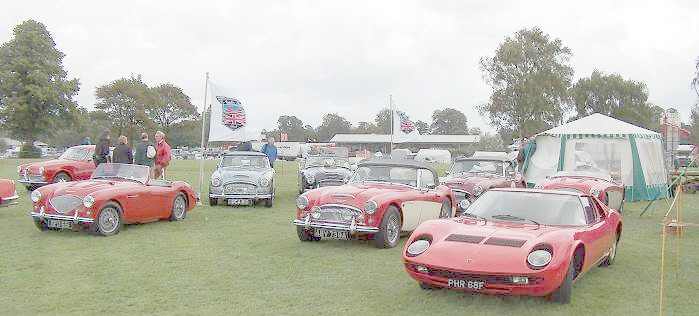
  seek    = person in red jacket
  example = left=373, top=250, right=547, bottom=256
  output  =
left=153, top=131, right=172, bottom=179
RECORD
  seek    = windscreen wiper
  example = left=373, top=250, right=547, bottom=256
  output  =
left=491, top=214, right=539, bottom=227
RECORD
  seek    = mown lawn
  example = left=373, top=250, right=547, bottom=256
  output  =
left=0, top=159, right=697, bottom=315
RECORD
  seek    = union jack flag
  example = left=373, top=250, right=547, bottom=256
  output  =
left=217, top=96, right=246, bottom=130
left=397, top=111, right=415, bottom=134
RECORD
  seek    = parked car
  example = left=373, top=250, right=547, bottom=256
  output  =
left=209, top=151, right=275, bottom=207
left=414, top=149, right=451, bottom=164
left=0, top=179, right=18, bottom=207
left=17, top=145, right=96, bottom=191
left=29, top=163, right=197, bottom=236
left=298, top=147, right=352, bottom=193
left=441, top=152, right=523, bottom=214
left=537, top=171, right=625, bottom=212
left=403, top=188, right=622, bottom=304
left=293, top=159, right=455, bottom=248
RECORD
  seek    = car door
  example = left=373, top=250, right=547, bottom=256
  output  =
left=144, top=182, right=174, bottom=220
left=578, top=196, right=609, bottom=268
left=397, top=168, right=425, bottom=232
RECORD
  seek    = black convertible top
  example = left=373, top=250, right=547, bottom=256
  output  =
left=358, top=159, right=438, bottom=174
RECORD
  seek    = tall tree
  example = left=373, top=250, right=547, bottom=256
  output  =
left=571, top=70, right=661, bottom=130
left=479, top=27, right=573, bottom=138
left=147, top=83, right=198, bottom=134
left=692, top=57, right=699, bottom=97
left=415, top=120, right=430, bottom=135
left=374, top=108, right=392, bottom=134
left=0, top=20, right=80, bottom=156
left=354, top=121, right=377, bottom=134
left=276, top=115, right=306, bottom=141
left=430, top=108, right=468, bottom=135
left=303, top=124, right=318, bottom=142
left=94, top=75, right=153, bottom=144
left=690, top=105, right=699, bottom=145
left=316, top=113, right=352, bottom=141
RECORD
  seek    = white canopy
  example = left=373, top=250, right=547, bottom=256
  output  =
left=539, top=113, right=660, bottom=137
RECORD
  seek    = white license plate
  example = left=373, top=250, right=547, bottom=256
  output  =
left=313, top=228, right=350, bottom=240
left=47, top=219, right=72, bottom=229
left=228, top=199, right=252, bottom=206
left=448, top=279, right=485, bottom=290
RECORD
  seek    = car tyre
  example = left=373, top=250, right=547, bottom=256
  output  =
left=92, top=203, right=123, bottom=236
left=550, top=256, right=575, bottom=304
left=297, top=226, right=314, bottom=241
left=53, top=172, right=71, bottom=183
left=34, top=220, right=48, bottom=232
left=600, top=233, right=619, bottom=267
left=373, top=206, right=402, bottom=248
left=264, top=198, right=273, bottom=208
left=170, top=193, right=187, bottom=221
left=439, top=200, right=452, bottom=218
left=209, top=197, right=218, bottom=206
left=419, top=282, right=441, bottom=290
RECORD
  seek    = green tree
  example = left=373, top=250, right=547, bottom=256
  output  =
left=353, top=121, right=377, bottom=134
left=95, top=75, right=153, bottom=143
left=374, top=108, right=392, bottom=134
left=316, top=113, right=352, bottom=141
left=479, top=27, right=573, bottom=138
left=690, top=105, right=699, bottom=145
left=430, top=108, right=468, bottom=135
left=0, top=20, right=80, bottom=157
left=147, top=83, right=198, bottom=134
left=277, top=115, right=306, bottom=141
left=303, top=125, right=318, bottom=142
left=692, top=57, right=699, bottom=97
left=415, top=120, right=430, bottom=134
left=168, top=119, right=203, bottom=147
left=571, top=70, right=661, bottom=130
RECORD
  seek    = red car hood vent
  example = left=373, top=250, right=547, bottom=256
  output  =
left=444, top=234, right=485, bottom=244
left=483, top=237, right=526, bottom=248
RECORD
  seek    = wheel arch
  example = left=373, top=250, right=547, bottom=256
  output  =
left=572, top=242, right=586, bottom=279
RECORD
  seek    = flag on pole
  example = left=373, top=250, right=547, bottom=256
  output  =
left=392, top=109, right=420, bottom=143
left=208, top=83, right=249, bottom=142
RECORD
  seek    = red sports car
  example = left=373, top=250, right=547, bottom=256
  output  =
left=537, top=171, right=625, bottom=212
left=441, top=152, right=524, bottom=214
left=0, top=179, right=19, bottom=207
left=294, top=159, right=455, bottom=248
left=29, top=163, right=197, bottom=236
left=403, top=188, right=622, bottom=304
left=18, top=145, right=96, bottom=190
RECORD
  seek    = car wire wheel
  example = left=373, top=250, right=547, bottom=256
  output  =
left=97, top=206, right=120, bottom=235
left=53, top=172, right=71, bottom=183
left=387, top=213, right=400, bottom=244
left=171, top=194, right=187, bottom=221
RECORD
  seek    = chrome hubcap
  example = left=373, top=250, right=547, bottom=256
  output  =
left=610, top=240, right=617, bottom=261
left=386, top=214, right=400, bottom=244
left=99, top=207, right=119, bottom=233
left=440, top=202, right=451, bottom=218
left=174, top=196, right=186, bottom=219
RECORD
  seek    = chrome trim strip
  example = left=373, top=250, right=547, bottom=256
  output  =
left=292, top=219, right=379, bottom=233
left=450, top=189, right=470, bottom=194
left=209, top=193, right=272, bottom=199
left=319, top=203, right=362, bottom=213
left=17, top=179, right=49, bottom=185
left=29, top=211, right=94, bottom=223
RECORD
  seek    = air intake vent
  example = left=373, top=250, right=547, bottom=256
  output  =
left=445, top=234, right=485, bottom=244
left=484, top=237, right=526, bottom=248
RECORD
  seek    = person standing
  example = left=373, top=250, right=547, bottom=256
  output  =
left=153, top=131, right=172, bottom=179
left=261, top=137, right=278, bottom=167
left=112, top=135, right=133, bottom=164
left=134, top=133, right=156, bottom=167
left=237, top=141, right=252, bottom=151
left=93, top=130, right=111, bottom=166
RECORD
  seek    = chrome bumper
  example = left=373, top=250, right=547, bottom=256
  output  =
left=209, top=193, right=272, bottom=199
left=0, top=195, right=19, bottom=207
left=18, top=179, right=49, bottom=185
left=29, top=209, right=94, bottom=223
left=292, top=216, right=380, bottom=234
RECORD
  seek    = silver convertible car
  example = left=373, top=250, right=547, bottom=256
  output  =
left=209, top=151, right=275, bottom=207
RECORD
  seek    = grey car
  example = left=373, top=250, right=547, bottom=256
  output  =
left=298, top=152, right=352, bottom=193
left=209, top=151, right=275, bottom=207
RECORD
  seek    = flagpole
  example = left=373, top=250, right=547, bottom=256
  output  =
left=389, top=94, right=394, bottom=152
left=197, top=72, right=209, bottom=205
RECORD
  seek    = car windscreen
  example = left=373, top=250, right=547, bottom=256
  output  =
left=451, top=160, right=507, bottom=176
left=466, top=191, right=586, bottom=226
left=350, top=165, right=417, bottom=186
left=91, top=163, right=149, bottom=184
left=220, top=156, right=269, bottom=169
left=305, top=156, right=350, bottom=168
left=59, top=147, right=89, bottom=161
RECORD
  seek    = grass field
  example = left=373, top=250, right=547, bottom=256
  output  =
left=0, top=159, right=697, bottom=315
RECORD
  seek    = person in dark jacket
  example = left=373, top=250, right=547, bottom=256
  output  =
left=261, top=137, right=278, bottom=167
left=112, top=135, right=133, bottom=164
left=237, top=141, right=252, bottom=151
left=134, top=133, right=155, bottom=167
left=93, top=130, right=111, bottom=166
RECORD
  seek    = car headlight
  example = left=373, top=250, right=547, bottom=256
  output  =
left=83, top=195, right=95, bottom=208
left=38, top=166, right=45, bottom=175
left=458, top=199, right=471, bottom=210
left=407, top=238, right=431, bottom=257
left=259, top=177, right=271, bottom=187
left=211, top=176, right=222, bottom=187
left=474, top=185, right=484, bottom=196
left=364, top=200, right=378, bottom=214
left=30, top=190, right=42, bottom=203
left=296, top=195, right=309, bottom=210
left=306, top=174, right=315, bottom=184
left=527, top=249, right=553, bottom=268
left=17, top=166, right=21, bottom=173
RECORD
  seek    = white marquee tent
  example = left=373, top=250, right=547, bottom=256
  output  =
left=522, top=113, right=668, bottom=201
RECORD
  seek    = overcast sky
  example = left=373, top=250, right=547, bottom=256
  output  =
left=2, top=0, right=698, bottom=135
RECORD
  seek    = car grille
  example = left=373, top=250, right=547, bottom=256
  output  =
left=21, top=170, right=44, bottom=182
left=224, top=183, right=257, bottom=194
left=317, top=180, right=345, bottom=187
left=315, top=205, right=361, bottom=224
left=445, top=234, right=485, bottom=244
left=50, top=195, right=83, bottom=214
left=406, top=263, right=543, bottom=285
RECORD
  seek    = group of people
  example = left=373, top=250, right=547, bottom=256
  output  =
left=238, top=137, right=279, bottom=167
left=90, top=130, right=172, bottom=179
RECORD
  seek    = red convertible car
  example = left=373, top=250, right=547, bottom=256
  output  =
left=294, top=159, right=455, bottom=248
left=18, top=145, right=96, bottom=190
left=441, top=152, right=523, bottom=214
left=537, top=171, right=625, bottom=212
left=0, top=179, right=19, bottom=207
left=403, top=188, right=622, bottom=304
left=29, top=163, right=197, bottom=236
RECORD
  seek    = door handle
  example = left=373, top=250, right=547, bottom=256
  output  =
left=127, top=195, right=139, bottom=198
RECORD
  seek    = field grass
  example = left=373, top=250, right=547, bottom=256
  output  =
left=0, top=159, right=697, bottom=315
